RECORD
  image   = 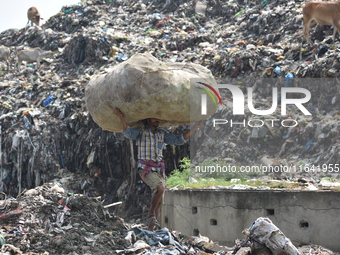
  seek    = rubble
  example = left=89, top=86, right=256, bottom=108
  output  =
left=0, top=0, right=339, bottom=253
left=0, top=182, right=128, bottom=254
left=0, top=183, right=330, bottom=254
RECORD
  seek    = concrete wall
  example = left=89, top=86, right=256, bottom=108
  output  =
left=161, top=189, right=340, bottom=251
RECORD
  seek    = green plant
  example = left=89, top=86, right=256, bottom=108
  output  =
left=166, top=157, right=192, bottom=188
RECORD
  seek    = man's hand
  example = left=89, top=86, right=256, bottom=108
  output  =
left=113, top=108, right=128, bottom=131
left=183, top=120, right=205, bottom=140
left=113, top=108, right=124, bottom=118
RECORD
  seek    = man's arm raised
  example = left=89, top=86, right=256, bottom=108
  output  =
left=183, top=120, right=204, bottom=140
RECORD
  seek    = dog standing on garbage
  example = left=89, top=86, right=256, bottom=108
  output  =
left=303, top=1, right=340, bottom=44
left=27, top=7, right=41, bottom=26
left=17, top=47, right=53, bottom=71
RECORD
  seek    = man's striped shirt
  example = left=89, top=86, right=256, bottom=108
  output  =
left=124, top=125, right=187, bottom=169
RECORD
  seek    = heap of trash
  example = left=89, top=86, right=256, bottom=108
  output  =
left=0, top=181, right=336, bottom=254
left=0, top=0, right=339, bottom=253
left=0, top=181, right=127, bottom=254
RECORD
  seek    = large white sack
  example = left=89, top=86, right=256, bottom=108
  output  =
left=85, top=52, right=219, bottom=132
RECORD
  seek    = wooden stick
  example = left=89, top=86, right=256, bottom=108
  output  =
left=103, top=201, right=122, bottom=208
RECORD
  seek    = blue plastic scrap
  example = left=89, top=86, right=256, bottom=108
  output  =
left=284, top=73, right=294, bottom=87
left=23, top=116, right=31, bottom=129
left=117, top=54, right=129, bottom=62
left=305, top=138, right=314, bottom=151
left=128, top=227, right=186, bottom=254
left=275, top=66, right=281, bottom=75
left=42, top=94, right=55, bottom=107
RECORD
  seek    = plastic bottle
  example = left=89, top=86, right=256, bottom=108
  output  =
left=42, top=94, right=55, bottom=106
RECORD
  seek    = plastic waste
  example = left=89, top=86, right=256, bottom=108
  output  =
left=274, top=66, right=281, bottom=75
left=125, top=231, right=136, bottom=246
left=305, top=138, right=314, bottom=151
left=64, top=8, right=73, bottom=14
left=284, top=73, right=294, bottom=87
left=42, top=94, right=55, bottom=107
left=328, top=68, right=337, bottom=75
left=27, top=90, right=32, bottom=99
left=117, top=54, right=129, bottom=62
left=249, top=217, right=300, bottom=255
left=234, top=10, right=244, bottom=18
left=153, top=13, right=161, bottom=20
left=55, top=205, right=71, bottom=228
left=0, top=235, right=5, bottom=247
left=261, top=0, right=269, bottom=7
left=117, top=6, right=124, bottom=14
left=23, top=116, right=31, bottom=129
left=249, top=16, right=258, bottom=23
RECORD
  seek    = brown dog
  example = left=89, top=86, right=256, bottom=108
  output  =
left=303, top=1, right=340, bottom=44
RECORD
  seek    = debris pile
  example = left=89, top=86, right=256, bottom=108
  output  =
left=0, top=183, right=336, bottom=254
left=0, top=0, right=339, bottom=253
left=0, top=182, right=128, bottom=254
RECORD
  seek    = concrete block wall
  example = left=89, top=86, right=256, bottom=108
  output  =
left=161, top=189, right=340, bottom=251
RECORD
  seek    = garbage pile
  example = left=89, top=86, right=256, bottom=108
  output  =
left=0, top=182, right=128, bottom=254
left=0, top=182, right=336, bottom=254
left=0, top=0, right=338, bottom=180
left=0, top=0, right=339, bottom=253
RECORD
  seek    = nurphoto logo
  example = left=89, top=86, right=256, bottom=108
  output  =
left=201, top=84, right=311, bottom=116
left=198, top=83, right=312, bottom=128
left=195, top=82, right=223, bottom=115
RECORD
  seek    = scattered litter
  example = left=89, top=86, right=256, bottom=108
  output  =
left=0, top=0, right=339, bottom=253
